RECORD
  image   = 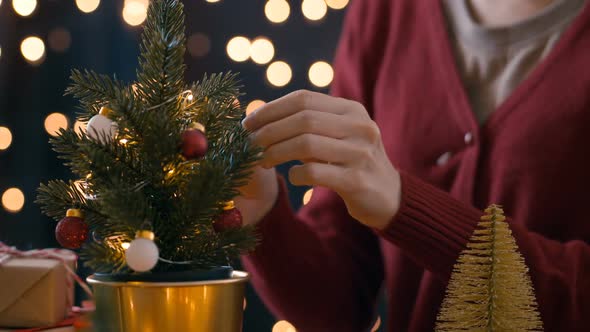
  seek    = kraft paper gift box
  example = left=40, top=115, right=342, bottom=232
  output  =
left=0, top=253, right=75, bottom=328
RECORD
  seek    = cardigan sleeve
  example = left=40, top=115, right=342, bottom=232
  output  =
left=380, top=171, right=590, bottom=327
left=241, top=1, right=389, bottom=331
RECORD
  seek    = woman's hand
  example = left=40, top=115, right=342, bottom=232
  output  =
left=241, top=90, right=401, bottom=230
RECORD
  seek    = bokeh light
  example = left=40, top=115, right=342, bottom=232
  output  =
left=265, top=0, right=290, bottom=24
left=308, top=61, right=334, bottom=88
left=48, top=28, right=71, bottom=53
left=0, top=127, right=12, bottom=150
left=226, top=36, right=251, bottom=62
left=206, top=0, right=220, bottom=2
left=371, top=316, right=381, bottom=332
left=246, top=100, right=265, bottom=115
left=302, top=0, right=327, bottom=21
left=250, top=38, right=275, bottom=65
left=44, top=113, right=69, bottom=136
left=20, top=36, right=45, bottom=64
left=76, top=0, right=100, bottom=13
left=122, top=0, right=148, bottom=26
left=12, top=0, right=36, bottom=17
left=266, top=61, right=292, bottom=87
left=272, top=320, right=297, bottom=332
left=187, top=33, right=211, bottom=58
left=302, top=188, right=313, bottom=205
left=326, top=0, right=349, bottom=10
left=74, top=120, right=87, bottom=135
left=2, top=188, right=25, bottom=213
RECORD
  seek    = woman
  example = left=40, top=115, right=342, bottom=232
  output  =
left=238, top=0, right=590, bottom=330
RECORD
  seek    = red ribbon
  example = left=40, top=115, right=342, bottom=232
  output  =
left=0, top=241, right=93, bottom=314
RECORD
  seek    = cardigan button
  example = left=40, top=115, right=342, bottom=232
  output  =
left=436, top=152, right=452, bottom=166
left=464, top=132, right=473, bottom=144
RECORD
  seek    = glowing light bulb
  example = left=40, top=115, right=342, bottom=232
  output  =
left=266, top=61, right=292, bottom=87
left=250, top=38, right=275, bottom=65
left=272, top=320, right=297, bottom=332
left=226, top=36, right=251, bottom=62
left=12, top=0, right=37, bottom=17
left=2, top=188, right=25, bottom=213
left=121, top=242, right=130, bottom=249
left=0, top=127, right=12, bottom=150
left=308, top=61, right=334, bottom=88
left=246, top=100, right=265, bottom=115
left=302, top=0, right=327, bottom=21
left=265, top=0, right=290, bottom=24
left=326, top=0, right=349, bottom=10
left=20, top=36, right=45, bottom=64
left=302, top=189, right=313, bottom=205
left=44, top=113, right=69, bottom=136
left=122, top=0, right=148, bottom=26
left=76, top=0, right=100, bottom=13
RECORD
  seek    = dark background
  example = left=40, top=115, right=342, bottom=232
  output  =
left=0, top=1, right=385, bottom=331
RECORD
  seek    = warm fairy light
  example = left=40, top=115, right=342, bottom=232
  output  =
left=265, top=0, right=290, bottom=24
left=186, top=93, right=194, bottom=102
left=325, top=0, right=349, bottom=10
left=246, top=100, right=265, bottom=115
left=74, top=120, right=87, bottom=134
left=2, top=188, right=25, bottom=213
left=272, top=320, right=296, bottom=332
left=371, top=316, right=381, bottom=331
left=44, top=113, right=69, bottom=136
left=0, top=127, right=12, bottom=150
left=122, top=0, right=148, bottom=26
left=121, top=242, right=131, bottom=249
left=308, top=61, right=334, bottom=88
left=12, top=0, right=37, bottom=17
left=20, top=36, right=45, bottom=64
left=119, top=138, right=129, bottom=145
left=250, top=38, right=275, bottom=65
left=301, top=0, right=327, bottom=21
left=76, top=0, right=100, bottom=13
left=266, top=61, right=292, bottom=87
left=187, top=33, right=211, bottom=58
left=302, top=188, right=313, bottom=205
left=206, top=0, right=220, bottom=2
left=226, top=36, right=251, bottom=62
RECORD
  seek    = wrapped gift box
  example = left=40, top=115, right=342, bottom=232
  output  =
left=0, top=252, right=75, bottom=328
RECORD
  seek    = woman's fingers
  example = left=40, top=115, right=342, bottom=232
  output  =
left=251, top=110, right=355, bottom=148
left=288, top=162, right=346, bottom=191
left=260, top=133, right=366, bottom=168
left=242, top=90, right=364, bottom=131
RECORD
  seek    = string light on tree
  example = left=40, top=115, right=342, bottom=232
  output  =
left=246, top=100, right=265, bottom=115
left=226, top=36, right=251, bottom=62
left=122, top=0, right=148, bottom=26
left=44, top=113, right=69, bottom=136
left=250, top=38, right=275, bottom=65
left=301, top=0, right=327, bottom=21
left=55, top=208, right=88, bottom=249
left=12, top=0, right=37, bottom=17
left=20, top=36, right=45, bottom=64
left=125, top=230, right=159, bottom=272
left=76, top=0, right=100, bottom=13
left=325, top=0, right=349, bottom=10
left=265, top=0, right=290, bottom=24
left=1, top=187, right=25, bottom=213
left=87, top=106, right=118, bottom=144
left=266, top=61, right=292, bottom=87
left=308, top=61, right=334, bottom=88
left=0, top=126, right=12, bottom=150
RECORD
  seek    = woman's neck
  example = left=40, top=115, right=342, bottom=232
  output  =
left=468, top=0, right=555, bottom=27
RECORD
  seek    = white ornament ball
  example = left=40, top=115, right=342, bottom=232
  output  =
left=125, top=237, right=159, bottom=272
left=87, top=113, right=117, bottom=144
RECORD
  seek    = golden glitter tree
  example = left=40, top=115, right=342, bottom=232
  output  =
left=436, top=205, right=543, bottom=331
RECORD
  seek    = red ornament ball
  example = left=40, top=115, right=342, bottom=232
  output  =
left=213, top=202, right=243, bottom=233
left=55, top=209, right=89, bottom=249
left=181, top=126, right=208, bottom=160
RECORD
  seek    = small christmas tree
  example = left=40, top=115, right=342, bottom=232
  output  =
left=36, top=0, right=259, bottom=275
left=436, top=205, right=543, bottom=331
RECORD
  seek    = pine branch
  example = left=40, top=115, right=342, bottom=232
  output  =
left=436, top=205, right=543, bottom=331
left=66, top=69, right=126, bottom=121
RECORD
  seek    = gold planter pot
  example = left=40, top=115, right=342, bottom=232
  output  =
left=87, top=271, right=248, bottom=332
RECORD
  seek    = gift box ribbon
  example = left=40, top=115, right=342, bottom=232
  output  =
left=0, top=242, right=93, bottom=314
